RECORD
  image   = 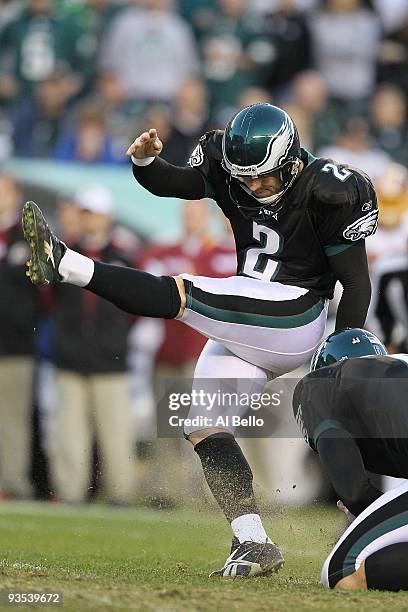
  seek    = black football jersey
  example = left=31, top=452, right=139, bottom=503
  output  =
left=293, top=355, right=408, bottom=478
left=188, top=130, right=378, bottom=298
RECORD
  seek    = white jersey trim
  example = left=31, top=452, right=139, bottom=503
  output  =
left=181, top=274, right=309, bottom=301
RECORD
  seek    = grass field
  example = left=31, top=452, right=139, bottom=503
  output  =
left=0, top=501, right=406, bottom=611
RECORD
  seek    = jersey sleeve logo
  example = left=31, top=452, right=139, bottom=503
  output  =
left=188, top=143, right=204, bottom=168
left=342, top=209, right=378, bottom=242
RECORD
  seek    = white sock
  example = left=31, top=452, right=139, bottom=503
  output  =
left=231, top=513, right=272, bottom=544
left=58, top=248, right=95, bottom=287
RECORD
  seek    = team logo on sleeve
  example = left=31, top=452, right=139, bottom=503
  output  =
left=188, top=143, right=204, bottom=168
left=342, top=209, right=378, bottom=241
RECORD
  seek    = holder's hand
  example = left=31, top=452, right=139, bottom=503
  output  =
left=337, top=500, right=356, bottom=524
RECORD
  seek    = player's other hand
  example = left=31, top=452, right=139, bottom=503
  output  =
left=126, top=128, right=163, bottom=159
left=337, top=500, right=356, bottom=524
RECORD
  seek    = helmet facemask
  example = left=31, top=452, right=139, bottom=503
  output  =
left=225, top=158, right=301, bottom=221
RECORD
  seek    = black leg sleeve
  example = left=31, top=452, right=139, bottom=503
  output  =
left=87, top=261, right=181, bottom=319
left=194, top=433, right=259, bottom=523
left=365, top=543, right=408, bottom=591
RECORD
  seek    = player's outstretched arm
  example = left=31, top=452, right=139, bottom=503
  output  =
left=126, top=128, right=206, bottom=200
left=328, top=242, right=371, bottom=330
left=316, top=429, right=382, bottom=517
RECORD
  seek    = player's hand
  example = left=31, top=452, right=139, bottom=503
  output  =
left=126, top=128, right=163, bottom=159
left=337, top=500, right=355, bottom=524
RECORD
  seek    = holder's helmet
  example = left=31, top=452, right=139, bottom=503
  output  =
left=222, top=103, right=301, bottom=218
left=310, top=328, right=387, bottom=372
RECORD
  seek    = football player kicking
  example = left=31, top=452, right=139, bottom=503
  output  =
left=23, top=103, right=378, bottom=578
left=294, top=327, right=408, bottom=591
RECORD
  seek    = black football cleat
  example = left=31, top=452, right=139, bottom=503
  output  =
left=22, top=201, right=66, bottom=285
left=209, top=540, right=284, bottom=578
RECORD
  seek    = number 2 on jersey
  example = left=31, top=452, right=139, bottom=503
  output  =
left=321, top=162, right=352, bottom=182
left=242, top=223, right=282, bottom=281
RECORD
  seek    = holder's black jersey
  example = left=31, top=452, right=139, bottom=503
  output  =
left=293, top=355, right=408, bottom=478
left=188, top=130, right=378, bottom=298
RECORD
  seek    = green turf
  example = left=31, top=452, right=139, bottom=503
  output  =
left=0, top=501, right=405, bottom=611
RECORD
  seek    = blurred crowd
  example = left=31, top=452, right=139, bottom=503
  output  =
left=0, top=0, right=407, bottom=167
left=1, top=0, right=408, bottom=506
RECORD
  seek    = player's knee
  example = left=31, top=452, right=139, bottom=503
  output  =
left=173, top=275, right=186, bottom=317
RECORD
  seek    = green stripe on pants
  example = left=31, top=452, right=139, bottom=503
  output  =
left=186, top=295, right=325, bottom=329
left=343, top=510, right=408, bottom=576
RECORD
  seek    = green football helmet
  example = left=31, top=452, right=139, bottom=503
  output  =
left=222, top=103, right=301, bottom=218
left=310, top=328, right=387, bottom=372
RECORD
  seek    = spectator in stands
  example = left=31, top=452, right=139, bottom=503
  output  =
left=56, top=194, right=83, bottom=247
left=178, top=0, right=217, bottom=41
left=139, top=78, right=211, bottom=166
left=238, top=86, right=273, bottom=108
left=263, top=0, right=312, bottom=97
left=211, top=85, right=273, bottom=129
left=172, top=78, right=211, bottom=156
left=34, top=194, right=81, bottom=490
left=377, top=9, right=408, bottom=96
left=59, top=0, right=122, bottom=35
left=372, top=0, right=408, bottom=34
left=283, top=70, right=343, bottom=151
left=79, top=70, right=144, bottom=155
left=11, top=70, right=71, bottom=158
left=53, top=103, right=125, bottom=164
left=0, top=106, right=12, bottom=161
left=60, top=0, right=123, bottom=85
left=310, top=0, right=381, bottom=114
left=318, top=116, right=390, bottom=182
left=99, top=0, right=199, bottom=104
left=0, top=0, right=21, bottom=34
left=252, top=0, right=319, bottom=15
left=141, top=104, right=193, bottom=166
left=365, top=163, right=408, bottom=341
left=370, top=174, right=408, bottom=349
left=200, top=0, right=274, bottom=117
left=0, top=0, right=89, bottom=106
left=49, top=185, right=137, bottom=505
left=366, top=163, right=408, bottom=266
left=0, top=173, right=38, bottom=499
left=375, top=264, right=408, bottom=353
left=374, top=260, right=408, bottom=354
left=369, top=84, right=408, bottom=166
